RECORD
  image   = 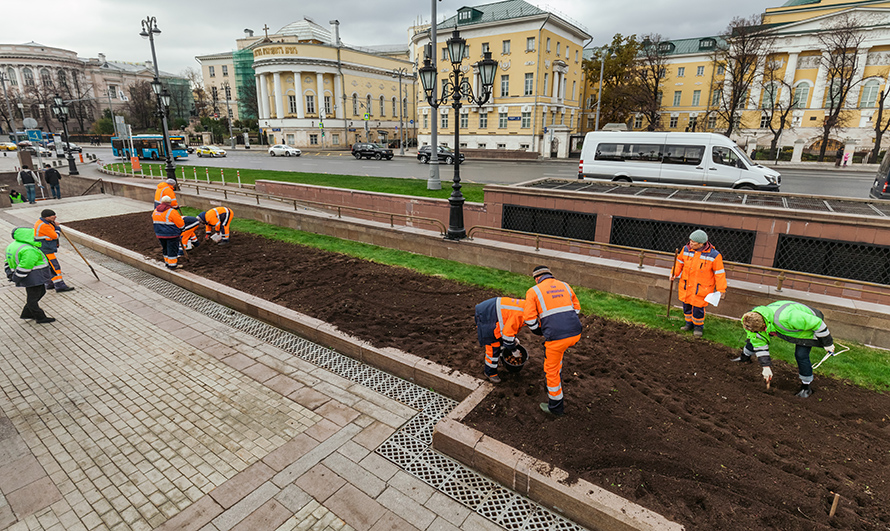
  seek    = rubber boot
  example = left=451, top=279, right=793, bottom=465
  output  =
left=54, top=280, right=75, bottom=293
left=731, top=351, right=752, bottom=363
left=681, top=322, right=693, bottom=332
left=693, top=326, right=703, bottom=338
left=795, top=383, right=813, bottom=398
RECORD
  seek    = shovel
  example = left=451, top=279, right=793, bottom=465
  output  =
left=813, top=343, right=850, bottom=370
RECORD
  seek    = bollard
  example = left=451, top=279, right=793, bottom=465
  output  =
left=237, top=170, right=241, bottom=188
left=193, top=167, right=198, bottom=182
left=149, top=166, right=154, bottom=177
left=79, top=153, right=84, bottom=163
left=205, top=168, right=210, bottom=184
left=181, top=167, right=185, bottom=180
left=637, top=250, right=646, bottom=270
left=221, top=168, right=225, bottom=187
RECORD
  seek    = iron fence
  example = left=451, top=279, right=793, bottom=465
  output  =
left=775, top=235, right=890, bottom=285
left=610, top=217, right=757, bottom=263
left=502, top=205, right=597, bottom=241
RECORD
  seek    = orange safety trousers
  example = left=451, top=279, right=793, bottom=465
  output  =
left=543, top=334, right=580, bottom=414
left=45, top=253, right=62, bottom=283
left=484, top=342, right=501, bottom=376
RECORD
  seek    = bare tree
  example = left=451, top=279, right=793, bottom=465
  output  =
left=24, top=84, right=59, bottom=133
left=125, top=81, right=157, bottom=131
left=183, top=67, right=210, bottom=118
left=815, top=12, right=868, bottom=161
left=870, top=83, right=890, bottom=163
left=758, top=54, right=796, bottom=155
left=631, top=34, right=669, bottom=131
left=0, top=85, right=20, bottom=135
left=711, top=15, right=775, bottom=137
left=58, top=70, right=97, bottom=133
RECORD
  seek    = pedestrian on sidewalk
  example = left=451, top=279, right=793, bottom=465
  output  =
left=835, top=147, right=843, bottom=167
left=9, top=190, right=24, bottom=204
left=474, top=296, right=527, bottom=383
left=35, top=209, right=75, bottom=292
left=153, top=196, right=184, bottom=269
left=4, top=227, right=56, bottom=323
left=514, top=265, right=582, bottom=416
left=43, top=164, right=62, bottom=199
left=671, top=229, right=727, bottom=338
left=16, top=165, right=42, bottom=204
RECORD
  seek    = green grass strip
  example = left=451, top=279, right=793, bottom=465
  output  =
left=113, top=162, right=486, bottom=203
left=180, top=207, right=890, bottom=392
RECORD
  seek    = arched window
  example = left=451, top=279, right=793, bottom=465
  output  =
left=7, top=67, right=17, bottom=86
left=761, top=83, right=777, bottom=109
left=826, top=79, right=842, bottom=108
left=366, top=95, right=372, bottom=116
left=402, top=97, right=407, bottom=117
left=379, top=95, right=385, bottom=116
left=23, top=68, right=34, bottom=86
left=58, top=69, right=67, bottom=89
left=352, top=94, right=358, bottom=115
left=792, top=82, right=810, bottom=109
left=860, top=79, right=881, bottom=108
left=40, top=68, right=52, bottom=87
left=392, top=97, right=397, bottom=116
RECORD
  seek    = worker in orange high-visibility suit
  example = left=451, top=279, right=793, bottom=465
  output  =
left=180, top=216, right=203, bottom=251
left=154, top=179, right=178, bottom=208
left=671, top=229, right=727, bottom=339
left=506, top=265, right=582, bottom=416
left=152, top=196, right=184, bottom=269
left=198, top=206, right=233, bottom=244
left=474, top=297, right=526, bottom=384
left=34, top=209, right=75, bottom=292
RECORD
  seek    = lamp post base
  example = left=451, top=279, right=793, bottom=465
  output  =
left=66, top=155, right=79, bottom=176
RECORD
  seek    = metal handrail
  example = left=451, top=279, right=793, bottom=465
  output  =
left=97, top=166, right=447, bottom=236
left=466, top=225, right=890, bottom=298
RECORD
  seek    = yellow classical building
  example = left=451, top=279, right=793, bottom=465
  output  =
left=584, top=0, right=890, bottom=159
left=411, top=0, right=591, bottom=158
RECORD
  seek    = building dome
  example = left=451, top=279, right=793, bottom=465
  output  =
left=275, top=17, right=332, bottom=44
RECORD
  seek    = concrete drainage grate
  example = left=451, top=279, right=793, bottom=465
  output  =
left=86, top=250, right=588, bottom=531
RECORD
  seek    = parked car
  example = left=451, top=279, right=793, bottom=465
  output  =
left=577, top=131, right=781, bottom=191
left=870, top=152, right=890, bottom=199
left=20, top=145, right=53, bottom=157
left=196, top=145, right=226, bottom=158
left=268, top=144, right=302, bottom=157
left=0, top=142, right=17, bottom=151
left=417, top=145, right=465, bottom=165
left=351, top=142, right=393, bottom=160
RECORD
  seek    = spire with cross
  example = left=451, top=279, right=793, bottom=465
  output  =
left=263, top=24, right=270, bottom=39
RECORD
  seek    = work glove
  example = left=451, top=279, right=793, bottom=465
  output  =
left=762, top=367, right=773, bottom=382
left=501, top=338, right=517, bottom=353
left=825, top=344, right=836, bottom=355
left=210, top=233, right=222, bottom=243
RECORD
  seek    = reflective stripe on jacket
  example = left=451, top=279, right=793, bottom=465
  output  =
left=474, top=297, right=525, bottom=346
left=199, top=207, right=232, bottom=232
left=524, top=276, right=582, bottom=341
left=5, top=228, right=51, bottom=287
left=34, top=218, right=60, bottom=254
left=746, top=300, right=833, bottom=358
left=152, top=205, right=184, bottom=238
left=675, top=242, right=727, bottom=307
left=153, top=182, right=177, bottom=208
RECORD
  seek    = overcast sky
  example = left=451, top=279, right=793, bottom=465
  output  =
left=1, top=0, right=778, bottom=77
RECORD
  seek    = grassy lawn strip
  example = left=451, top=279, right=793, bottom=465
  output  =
left=116, top=162, right=487, bottom=203
left=181, top=207, right=890, bottom=392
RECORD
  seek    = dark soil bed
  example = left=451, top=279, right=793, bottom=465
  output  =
left=69, top=212, right=890, bottom=531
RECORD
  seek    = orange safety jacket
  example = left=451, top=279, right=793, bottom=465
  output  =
left=524, top=275, right=582, bottom=341
left=154, top=182, right=177, bottom=208
left=199, top=207, right=233, bottom=233
left=152, top=204, right=184, bottom=238
left=474, top=297, right=526, bottom=346
left=34, top=218, right=60, bottom=254
left=674, top=242, right=727, bottom=307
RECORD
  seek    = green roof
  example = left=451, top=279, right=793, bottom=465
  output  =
left=438, top=0, right=546, bottom=29
left=781, top=0, right=821, bottom=6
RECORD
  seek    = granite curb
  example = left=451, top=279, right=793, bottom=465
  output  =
left=61, top=226, right=684, bottom=531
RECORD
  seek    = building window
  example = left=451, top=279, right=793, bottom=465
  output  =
left=497, top=143, right=506, bottom=149
left=587, top=116, right=594, bottom=128
left=222, top=65, right=228, bottom=76
left=392, top=97, right=398, bottom=116
left=286, top=134, right=295, bottom=145
left=460, top=113, right=468, bottom=128
left=658, top=67, right=666, bottom=79
left=760, top=114, right=770, bottom=128
left=502, top=40, right=511, bottom=54
left=761, top=84, right=777, bottom=109
left=479, top=113, right=488, bottom=129
left=442, top=47, right=448, bottom=61
left=23, top=68, right=34, bottom=87
left=57, top=70, right=67, bottom=88
left=559, top=113, right=564, bottom=125
left=716, top=65, right=725, bottom=75
left=572, top=81, right=576, bottom=100
left=500, top=75, right=509, bottom=97
left=482, top=42, right=489, bottom=54
left=673, top=91, right=682, bottom=106
left=711, top=91, right=720, bottom=106
left=565, top=46, right=570, bottom=59
left=332, top=134, right=340, bottom=145
left=677, top=67, right=685, bottom=77
left=288, top=95, right=297, bottom=114
left=669, top=116, right=678, bottom=128
left=543, top=73, right=549, bottom=96
left=575, top=50, right=579, bottom=62
left=353, top=94, right=358, bottom=115
left=441, top=113, right=448, bottom=129
left=309, top=134, right=318, bottom=145
left=520, top=143, right=530, bottom=150
left=325, top=95, right=332, bottom=115
left=688, top=116, right=697, bottom=130
left=224, top=85, right=231, bottom=99
left=478, top=142, right=486, bottom=149
left=423, top=114, right=428, bottom=128
left=521, top=111, right=531, bottom=128
left=546, top=38, right=551, bottom=52
left=40, top=68, right=52, bottom=87
left=696, top=66, right=705, bottom=76
left=108, top=84, right=118, bottom=99
left=692, top=90, right=701, bottom=106
left=499, top=112, right=508, bottom=128
left=707, top=115, right=717, bottom=129
left=380, top=95, right=385, bottom=116
left=634, top=115, right=643, bottom=129
left=306, top=94, right=315, bottom=114
left=793, top=83, right=809, bottom=109
left=367, top=95, right=372, bottom=115
left=861, top=79, right=881, bottom=108
left=526, top=37, right=535, bottom=52
left=556, top=42, right=561, bottom=56
left=524, top=73, right=533, bottom=95
left=209, top=66, right=215, bottom=77
left=211, top=86, right=218, bottom=100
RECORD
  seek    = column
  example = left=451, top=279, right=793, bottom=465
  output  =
left=846, top=49, right=869, bottom=107
left=749, top=62, right=765, bottom=109
left=334, top=74, right=343, bottom=119
left=295, top=72, right=304, bottom=118
left=809, top=52, right=830, bottom=109
left=273, top=72, right=283, bottom=118
left=258, top=74, right=268, bottom=119
left=317, top=73, right=325, bottom=117
left=783, top=52, right=799, bottom=87
left=551, top=73, right=559, bottom=102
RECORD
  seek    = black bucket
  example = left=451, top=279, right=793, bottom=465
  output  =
left=502, top=344, right=529, bottom=373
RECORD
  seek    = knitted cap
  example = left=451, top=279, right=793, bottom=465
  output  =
left=689, top=230, right=708, bottom=244
left=532, top=265, right=551, bottom=278
left=41, top=209, right=56, bottom=218
left=166, top=178, right=177, bottom=185
left=161, top=196, right=173, bottom=203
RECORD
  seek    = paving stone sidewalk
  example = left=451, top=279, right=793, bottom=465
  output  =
left=0, top=200, right=505, bottom=531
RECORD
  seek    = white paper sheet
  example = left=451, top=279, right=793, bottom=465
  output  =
left=704, top=291, right=721, bottom=307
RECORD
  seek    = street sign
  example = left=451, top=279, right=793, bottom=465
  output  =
left=26, top=129, right=42, bottom=142
left=363, top=113, right=370, bottom=121
left=23, top=117, right=38, bottom=129
left=409, top=119, right=414, bottom=124
left=319, top=121, right=324, bottom=129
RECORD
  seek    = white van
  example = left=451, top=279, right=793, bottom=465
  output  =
left=577, top=132, right=781, bottom=191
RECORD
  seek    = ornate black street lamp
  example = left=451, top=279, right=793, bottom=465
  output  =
left=141, top=16, right=176, bottom=181
left=419, top=28, right=498, bottom=240
left=51, top=94, right=78, bottom=175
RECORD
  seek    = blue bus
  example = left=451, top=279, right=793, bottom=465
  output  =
left=111, top=134, right=189, bottom=160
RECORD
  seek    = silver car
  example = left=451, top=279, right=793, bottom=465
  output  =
left=268, top=144, right=302, bottom=157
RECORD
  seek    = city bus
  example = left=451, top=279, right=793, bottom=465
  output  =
left=111, top=134, right=189, bottom=160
